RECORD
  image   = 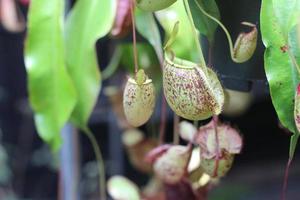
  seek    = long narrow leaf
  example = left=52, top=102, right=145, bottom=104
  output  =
left=65, top=0, right=117, bottom=129
left=25, top=0, right=76, bottom=151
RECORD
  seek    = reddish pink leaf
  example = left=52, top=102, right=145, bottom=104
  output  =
left=144, top=144, right=171, bottom=164
left=111, top=0, right=132, bottom=38
left=0, top=0, right=25, bottom=32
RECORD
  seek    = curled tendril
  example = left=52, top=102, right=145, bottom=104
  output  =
left=193, top=0, right=257, bottom=63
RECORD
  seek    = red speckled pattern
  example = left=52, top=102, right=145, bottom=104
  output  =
left=233, top=26, right=258, bottom=63
left=123, top=78, right=155, bottom=127
left=195, top=119, right=242, bottom=178
left=163, top=59, right=224, bottom=120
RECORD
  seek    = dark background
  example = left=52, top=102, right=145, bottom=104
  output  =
left=0, top=0, right=299, bottom=200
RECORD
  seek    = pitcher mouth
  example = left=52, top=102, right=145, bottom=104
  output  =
left=164, top=52, right=201, bottom=70
left=128, top=77, right=152, bottom=85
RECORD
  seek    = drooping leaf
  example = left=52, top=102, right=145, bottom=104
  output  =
left=65, top=0, right=117, bottom=129
left=135, top=8, right=163, bottom=64
left=260, top=0, right=300, bottom=158
left=155, top=0, right=198, bottom=61
left=25, top=0, right=76, bottom=150
left=188, top=0, right=220, bottom=44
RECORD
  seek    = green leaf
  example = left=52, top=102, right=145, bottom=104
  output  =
left=65, top=0, right=117, bottom=129
left=135, top=8, right=163, bottom=64
left=272, top=0, right=300, bottom=37
left=25, top=0, right=76, bottom=151
left=188, top=0, right=220, bottom=44
left=155, top=0, right=198, bottom=61
left=261, top=0, right=300, bottom=157
left=163, top=21, right=179, bottom=50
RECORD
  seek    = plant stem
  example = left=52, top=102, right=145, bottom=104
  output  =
left=130, top=0, right=138, bottom=74
left=193, top=0, right=235, bottom=61
left=183, top=0, right=207, bottom=73
left=83, top=128, right=106, bottom=200
left=281, top=158, right=292, bottom=200
left=212, top=115, right=220, bottom=177
left=173, top=114, right=180, bottom=145
left=193, top=120, right=199, bottom=128
left=281, top=134, right=299, bottom=200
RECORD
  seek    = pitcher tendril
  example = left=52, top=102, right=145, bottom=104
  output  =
left=193, top=0, right=234, bottom=58
left=194, top=0, right=257, bottom=63
left=130, top=0, right=139, bottom=74
left=83, top=128, right=106, bottom=200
